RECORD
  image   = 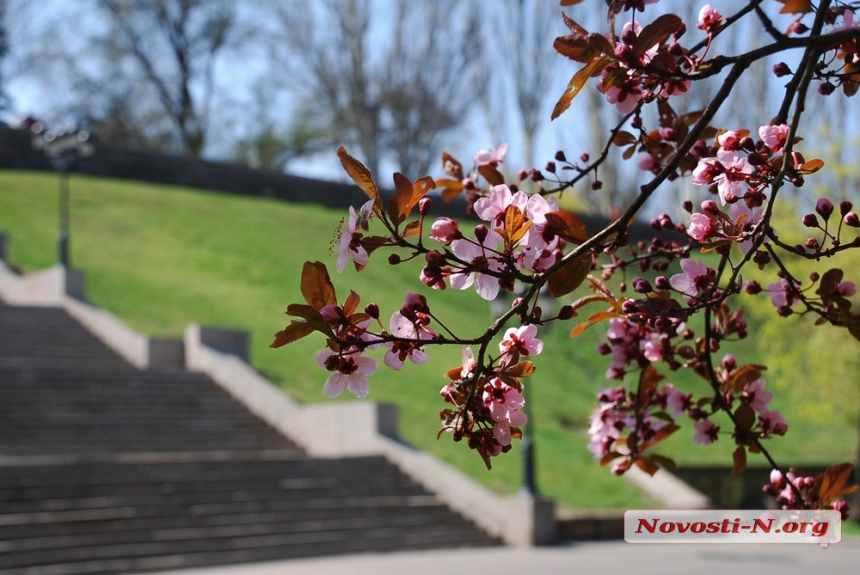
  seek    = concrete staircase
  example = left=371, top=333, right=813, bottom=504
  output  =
left=0, top=303, right=499, bottom=574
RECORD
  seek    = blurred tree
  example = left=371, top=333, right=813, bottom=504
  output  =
left=93, top=0, right=236, bottom=157
left=265, top=0, right=479, bottom=179
left=475, top=0, right=561, bottom=170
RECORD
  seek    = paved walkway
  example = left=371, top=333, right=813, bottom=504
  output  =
left=144, top=540, right=860, bottom=575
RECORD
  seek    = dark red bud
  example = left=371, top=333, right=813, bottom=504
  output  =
left=419, top=197, right=433, bottom=216
left=816, top=198, right=834, bottom=220
left=792, top=22, right=809, bottom=34
left=801, top=213, right=819, bottom=228
left=591, top=180, right=603, bottom=190
left=840, top=200, right=853, bottom=216
left=545, top=161, right=556, bottom=173
left=809, top=271, right=820, bottom=282
left=744, top=280, right=762, bottom=295
left=773, top=62, right=792, bottom=77
left=555, top=150, right=567, bottom=162
left=388, top=253, right=401, bottom=265
left=818, top=82, right=836, bottom=95
left=474, top=225, right=489, bottom=244
left=683, top=200, right=693, bottom=213
left=844, top=212, right=860, bottom=227
left=557, top=305, right=574, bottom=320
left=364, top=303, right=380, bottom=319
left=580, top=152, right=590, bottom=163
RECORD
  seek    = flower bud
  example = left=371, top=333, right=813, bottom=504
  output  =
left=701, top=200, right=719, bottom=215
left=462, top=177, right=475, bottom=190
left=591, top=180, right=603, bottom=190
left=655, top=276, right=671, bottom=290
left=801, top=213, right=819, bottom=228
left=555, top=150, right=567, bottom=162
left=772, top=62, right=791, bottom=77
left=419, top=197, right=433, bottom=216
left=545, top=161, right=556, bottom=173
left=791, top=21, right=809, bottom=34
left=597, top=343, right=612, bottom=355
left=818, top=82, right=836, bottom=95
left=744, top=280, right=762, bottom=295
left=364, top=303, right=380, bottom=319
left=682, top=200, right=693, bottom=213
left=840, top=200, right=853, bottom=216
left=580, top=152, right=590, bottom=163
left=474, top=224, right=489, bottom=244
left=777, top=305, right=793, bottom=317
left=549, top=305, right=571, bottom=321
left=722, top=354, right=737, bottom=371
left=632, top=277, right=652, bottom=293
left=809, top=271, right=819, bottom=282
left=631, top=115, right=642, bottom=129
left=621, top=300, right=638, bottom=314
left=844, top=212, right=860, bottom=227
left=388, top=253, right=401, bottom=265
left=816, top=198, right=834, bottom=220
left=529, top=168, right=544, bottom=181
left=517, top=169, right=528, bottom=181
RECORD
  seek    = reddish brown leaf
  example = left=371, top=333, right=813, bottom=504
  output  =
left=638, top=365, right=665, bottom=402
left=337, top=147, right=381, bottom=213
left=545, top=210, right=589, bottom=244
left=442, top=152, right=464, bottom=180
left=343, top=290, right=361, bottom=316
left=636, top=457, right=660, bottom=476
left=727, top=364, right=767, bottom=393
left=270, top=321, right=314, bottom=348
left=409, top=176, right=436, bottom=210
left=799, top=159, right=825, bottom=174
left=612, top=131, right=638, bottom=146
left=734, top=403, right=756, bottom=432
left=548, top=252, right=592, bottom=298
left=478, top=164, right=505, bottom=186
left=560, top=0, right=585, bottom=5
left=732, top=446, right=747, bottom=476
left=300, top=261, right=337, bottom=310
left=561, top=12, right=588, bottom=35
left=285, top=303, right=332, bottom=336
left=402, top=220, right=421, bottom=238
left=818, top=463, right=858, bottom=504
left=503, top=360, right=536, bottom=378
left=570, top=309, right=617, bottom=337
left=634, top=14, right=684, bottom=56
left=389, top=172, right=413, bottom=227
left=552, top=58, right=606, bottom=119
left=777, top=0, right=814, bottom=14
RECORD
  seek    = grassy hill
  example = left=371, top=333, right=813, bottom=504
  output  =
left=1, top=169, right=856, bottom=509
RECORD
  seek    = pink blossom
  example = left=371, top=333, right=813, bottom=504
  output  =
left=837, top=281, right=857, bottom=297
left=474, top=143, right=508, bottom=167
left=742, top=379, right=773, bottom=413
left=717, top=130, right=743, bottom=150
left=759, top=124, right=790, bottom=151
left=474, top=184, right=528, bottom=224
left=604, top=76, right=644, bottom=113
left=669, top=259, right=714, bottom=297
left=692, top=151, right=754, bottom=205
left=429, top=217, right=461, bottom=244
left=687, top=212, right=714, bottom=242
left=336, top=206, right=369, bottom=273
left=729, top=203, right=764, bottom=254
left=697, top=4, right=722, bottom=33
left=693, top=419, right=720, bottom=445
left=383, top=341, right=428, bottom=371
left=483, top=378, right=528, bottom=446
left=767, top=279, right=800, bottom=308
left=450, top=232, right=503, bottom=301
left=665, top=386, right=692, bottom=418
left=499, top=324, right=544, bottom=357
left=638, top=154, right=657, bottom=172
left=759, top=409, right=788, bottom=436
left=315, top=348, right=377, bottom=398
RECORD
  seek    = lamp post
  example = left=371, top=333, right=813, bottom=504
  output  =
left=30, top=124, right=94, bottom=268
left=490, top=285, right=556, bottom=497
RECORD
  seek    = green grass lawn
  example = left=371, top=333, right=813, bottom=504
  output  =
left=1, top=169, right=856, bottom=510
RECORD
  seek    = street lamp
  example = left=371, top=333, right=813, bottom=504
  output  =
left=490, top=285, right=556, bottom=497
left=30, top=124, right=94, bottom=268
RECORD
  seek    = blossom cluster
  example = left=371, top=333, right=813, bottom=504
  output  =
left=270, top=2, right=860, bottom=505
